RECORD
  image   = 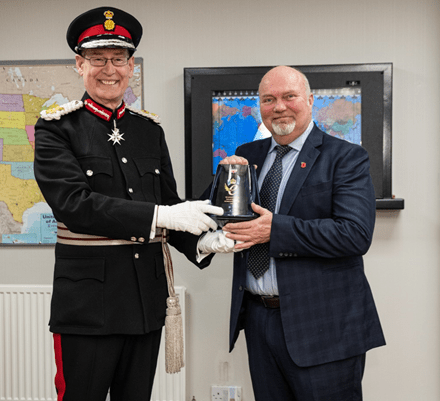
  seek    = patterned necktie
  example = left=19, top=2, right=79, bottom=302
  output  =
left=247, top=145, right=292, bottom=279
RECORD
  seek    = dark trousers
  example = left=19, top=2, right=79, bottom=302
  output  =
left=53, top=330, right=162, bottom=401
left=244, top=296, right=365, bottom=401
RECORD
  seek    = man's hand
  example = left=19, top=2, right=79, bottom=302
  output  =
left=220, top=155, right=258, bottom=171
left=157, top=200, right=223, bottom=235
left=219, top=155, right=249, bottom=165
left=222, top=203, right=272, bottom=250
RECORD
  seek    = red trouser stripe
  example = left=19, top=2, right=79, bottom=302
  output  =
left=53, top=334, right=66, bottom=401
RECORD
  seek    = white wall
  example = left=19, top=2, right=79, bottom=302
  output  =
left=1, top=0, right=440, bottom=399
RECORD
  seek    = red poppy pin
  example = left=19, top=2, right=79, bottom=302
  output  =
left=301, top=162, right=306, bottom=168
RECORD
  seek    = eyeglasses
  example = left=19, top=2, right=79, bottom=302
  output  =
left=84, top=57, right=129, bottom=67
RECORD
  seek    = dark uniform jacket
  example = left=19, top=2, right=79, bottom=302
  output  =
left=34, top=92, right=208, bottom=335
left=228, top=125, right=385, bottom=367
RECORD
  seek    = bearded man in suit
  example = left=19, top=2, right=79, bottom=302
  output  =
left=218, top=65, right=385, bottom=401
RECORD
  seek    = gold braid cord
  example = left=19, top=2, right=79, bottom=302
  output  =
left=161, top=229, right=184, bottom=374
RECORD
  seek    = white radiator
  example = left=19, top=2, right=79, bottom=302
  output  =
left=0, top=285, right=186, bottom=401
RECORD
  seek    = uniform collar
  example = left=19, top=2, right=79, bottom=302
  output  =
left=82, top=94, right=126, bottom=122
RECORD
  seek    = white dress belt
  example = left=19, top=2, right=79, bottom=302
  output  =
left=56, top=222, right=163, bottom=246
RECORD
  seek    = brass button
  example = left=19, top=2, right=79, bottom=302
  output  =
left=122, top=157, right=128, bottom=163
left=128, top=188, right=133, bottom=193
left=139, top=237, right=145, bottom=243
left=131, top=237, right=137, bottom=242
left=134, top=253, right=140, bottom=259
left=86, top=170, right=93, bottom=176
left=155, top=169, right=160, bottom=174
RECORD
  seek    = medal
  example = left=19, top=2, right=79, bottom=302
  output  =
left=108, top=120, right=125, bottom=145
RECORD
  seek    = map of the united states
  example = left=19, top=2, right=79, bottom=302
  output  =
left=0, top=61, right=142, bottom=244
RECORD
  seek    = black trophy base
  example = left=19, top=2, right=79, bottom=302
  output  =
left=210, top=213, right=258, bottom=228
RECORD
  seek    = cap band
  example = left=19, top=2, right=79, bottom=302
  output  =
left=78, top=24, right=132, bottom=45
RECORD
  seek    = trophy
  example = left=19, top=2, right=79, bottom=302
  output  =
left=209, top=164, right=260, bottom=227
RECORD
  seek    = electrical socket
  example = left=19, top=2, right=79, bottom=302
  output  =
left=211, top=386, right=242, bottom=401
left=211, top=386, right=228, bottom=401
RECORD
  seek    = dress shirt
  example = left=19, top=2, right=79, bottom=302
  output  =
left=246, top=120, right=314, bottom=295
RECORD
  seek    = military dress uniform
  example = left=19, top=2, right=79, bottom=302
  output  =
left=34, top=93, right=207, bottom=400
left=33, top=7, right=224, bottom=400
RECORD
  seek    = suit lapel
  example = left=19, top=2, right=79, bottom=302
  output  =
left=279, top=127, right=323, bottom=215
left=244, top=138, right=271, bottom=180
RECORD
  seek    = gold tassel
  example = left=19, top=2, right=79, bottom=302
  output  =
left=161, top=229, right=185, bottom=374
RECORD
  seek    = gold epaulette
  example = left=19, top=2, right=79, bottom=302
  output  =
left=126, top=105, right=161, bottom=124
left=40, top=100, right=84, bottom=121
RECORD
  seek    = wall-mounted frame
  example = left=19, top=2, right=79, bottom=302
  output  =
left=184, top=63, right=404, bottom=210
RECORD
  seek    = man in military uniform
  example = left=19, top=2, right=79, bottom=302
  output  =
left=34, top=7, right=231, bottom=401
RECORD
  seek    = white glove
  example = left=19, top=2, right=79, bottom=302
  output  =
left=198, top=230, right=236, bottom=254
left=157, top=200, right=224, bottom=235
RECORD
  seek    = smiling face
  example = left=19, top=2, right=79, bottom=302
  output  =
left=76, top=48, right=134, bottom=110
left=259, top=66, right=314, bottom=145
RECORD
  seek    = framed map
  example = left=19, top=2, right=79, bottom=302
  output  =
left=184, top=64, right=404, bottom=209
left=212, top=87, right=361, bottom=175
left=0, top=58, right=143, bottom=245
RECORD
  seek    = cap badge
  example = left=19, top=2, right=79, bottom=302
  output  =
left=103, top=10, right=115, bottom=31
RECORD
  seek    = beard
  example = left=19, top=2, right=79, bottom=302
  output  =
left=272, top=120, right=296, bottom=136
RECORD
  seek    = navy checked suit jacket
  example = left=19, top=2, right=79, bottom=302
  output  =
left=229, top=124, right=385, bottom=367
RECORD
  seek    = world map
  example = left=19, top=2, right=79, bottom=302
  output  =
left=313, top=88, right=361, bottom=144
left=212, top=88, right=362, bottom=173
left=0, top=60, right=142, bottom=244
